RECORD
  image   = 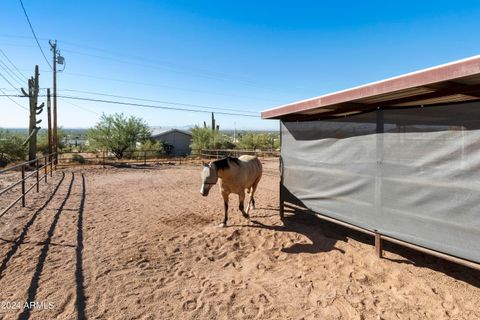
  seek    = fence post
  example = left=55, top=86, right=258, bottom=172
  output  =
left=21, top=164, right=26, bottom=207
left=36, top=158, right=39, bottom=192
left=45, top=156, right=48, bottom=183
left=144, top=151, right=147, bottom=166
left=375, top=231, right=383, bottom=258
left=50, top=154, right=53, bottom=177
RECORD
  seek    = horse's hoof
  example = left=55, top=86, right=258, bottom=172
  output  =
left=219, top=222, right=227, bottom=228
left=243, top=214, right=250, bottom=219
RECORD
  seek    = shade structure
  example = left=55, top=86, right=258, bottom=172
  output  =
left=263, top=56, right=480, bottom=265
left=262, top=55, right=480, bottom=121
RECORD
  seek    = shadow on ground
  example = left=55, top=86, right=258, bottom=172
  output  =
left=242, top=204, right=480, bottom=288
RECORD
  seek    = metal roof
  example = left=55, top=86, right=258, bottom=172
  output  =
left=262, top=55, right=480, bottom=120
left=151, top=128, right=192, bottom=138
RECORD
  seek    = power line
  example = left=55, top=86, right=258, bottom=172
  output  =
left=0, top=88, right=258, bottom=115
left=0, top=71, right=20, bottom=91
left=18, top=0, right=52, bottom=69
left=0, top=36, right=284, bottom=95
left=55, top=95, right=260, bottom=117
left=0, top=58, right=24, bottom=86
left=60, top=89, right=258, bottom=114
left=0, top=34, right=276, bottom=90
left=0, top=93, right=260, bottom=117
left=0, top=88, right=27, bottom=110
left=0, top=48, right=27, bottom=80
left=58, top=97, right=99, bottom=115
left=60, top=71, right=280, bottom=103
left=60, top=48, right=280, bottom=92
left=0, top=36, right=283, bottom=94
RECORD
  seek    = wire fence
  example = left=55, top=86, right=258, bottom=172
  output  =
left=194, top=149, right=280, bottom=159
left=55, top=149, right=280, bottom=168
left=0, top=153, right=57, bottom=219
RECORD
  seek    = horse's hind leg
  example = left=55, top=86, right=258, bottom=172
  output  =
left=246, top=175, right=261, bottom=214
left=238, top=191, right=249, bottom=219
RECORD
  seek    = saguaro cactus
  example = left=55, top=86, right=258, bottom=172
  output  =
left=211, top=112, right=215, bottom=132
left=21, top=65, right=44, bottom=162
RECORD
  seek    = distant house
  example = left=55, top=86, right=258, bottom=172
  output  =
left=151, top=128, right=192, bottom=156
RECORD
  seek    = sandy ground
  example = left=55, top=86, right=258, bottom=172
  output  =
left=0, top=159, right=479, bottom=320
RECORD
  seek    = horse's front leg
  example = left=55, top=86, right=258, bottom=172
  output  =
left=238, top=191, right=249, bottom=219
left=221, top=191, right=229, bottom=227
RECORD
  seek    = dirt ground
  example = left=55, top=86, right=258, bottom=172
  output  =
left=0, top=159, right=479, bottom=319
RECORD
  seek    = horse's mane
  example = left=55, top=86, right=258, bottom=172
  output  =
left=212, top=156, right=240, bottom=170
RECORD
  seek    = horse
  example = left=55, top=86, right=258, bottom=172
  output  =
left=200, top=155, right=263, bottom=227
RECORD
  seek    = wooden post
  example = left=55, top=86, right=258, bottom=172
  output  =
left=50, top=155, right=53, bottom=177
left=375, top=231, right=383, bottom=258
left=45, top=155, right=48, bottom=182
left=144, top=151, right=147, bottom=165
left=36, top=158, right=39, bottom=192
left=21, top=165, right=26, bottom=207
left=50, top=40, right=59, bottom=165
left=53, top=93, right=58, bottom=165
left=279, top=186, right=284, bottom=219
left=279, top=121, right=284, bottom=219
left=47, top=88, right=52, bottom=161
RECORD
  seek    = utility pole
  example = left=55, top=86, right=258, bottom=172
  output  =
left=49, top=40, right=65, bottom=163
left=21, top=65, right=43, bottom=162
left=50, top=40, right=58, bottom=163
left=47, top=88, right=52, bottom=160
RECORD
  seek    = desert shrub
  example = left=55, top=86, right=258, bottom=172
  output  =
left=0, top=129, right=27, bottom=165
left=138, top=139, right=164, bottom=157
left=236, top=133, right=277, bottom=150
left=72, top=154, right=86, bottom=164
left=190, top=127, right=234, bottom=152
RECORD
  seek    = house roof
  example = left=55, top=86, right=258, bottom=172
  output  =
left=261, top=55, right=480, bottom=121
left=151, top=128, right=192, bottom=138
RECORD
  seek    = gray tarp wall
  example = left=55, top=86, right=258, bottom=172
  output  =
left=281, top=101, right=480, bottom=263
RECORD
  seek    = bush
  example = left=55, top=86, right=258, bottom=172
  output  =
left=190, top=127, right=234, bottom=151
left=0, top=129, right=27, bottom=165
left=72, top=154, right=86, bottom=164
left=236, top=133, right=277, bottom=150
left=138, top=140, right=164, bottom=157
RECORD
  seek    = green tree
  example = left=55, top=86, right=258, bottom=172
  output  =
left=190, top=126, right=235, bottom=151
left=0, top=129, right=27, bottom=165
left=87, top=113, right=150, bottom=159
left=236, top=133, right=276, bottom=150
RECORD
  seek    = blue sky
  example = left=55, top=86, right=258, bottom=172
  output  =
left=1, top=0, right=480, bottom=130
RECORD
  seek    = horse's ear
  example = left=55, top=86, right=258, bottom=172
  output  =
left=202, top=162, right=208, bottom=167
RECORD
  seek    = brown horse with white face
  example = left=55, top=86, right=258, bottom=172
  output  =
left=200, top=155, right=262, bottom=227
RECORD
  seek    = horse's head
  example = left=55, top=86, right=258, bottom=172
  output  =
left=200, top=162, right=218, bottom=196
